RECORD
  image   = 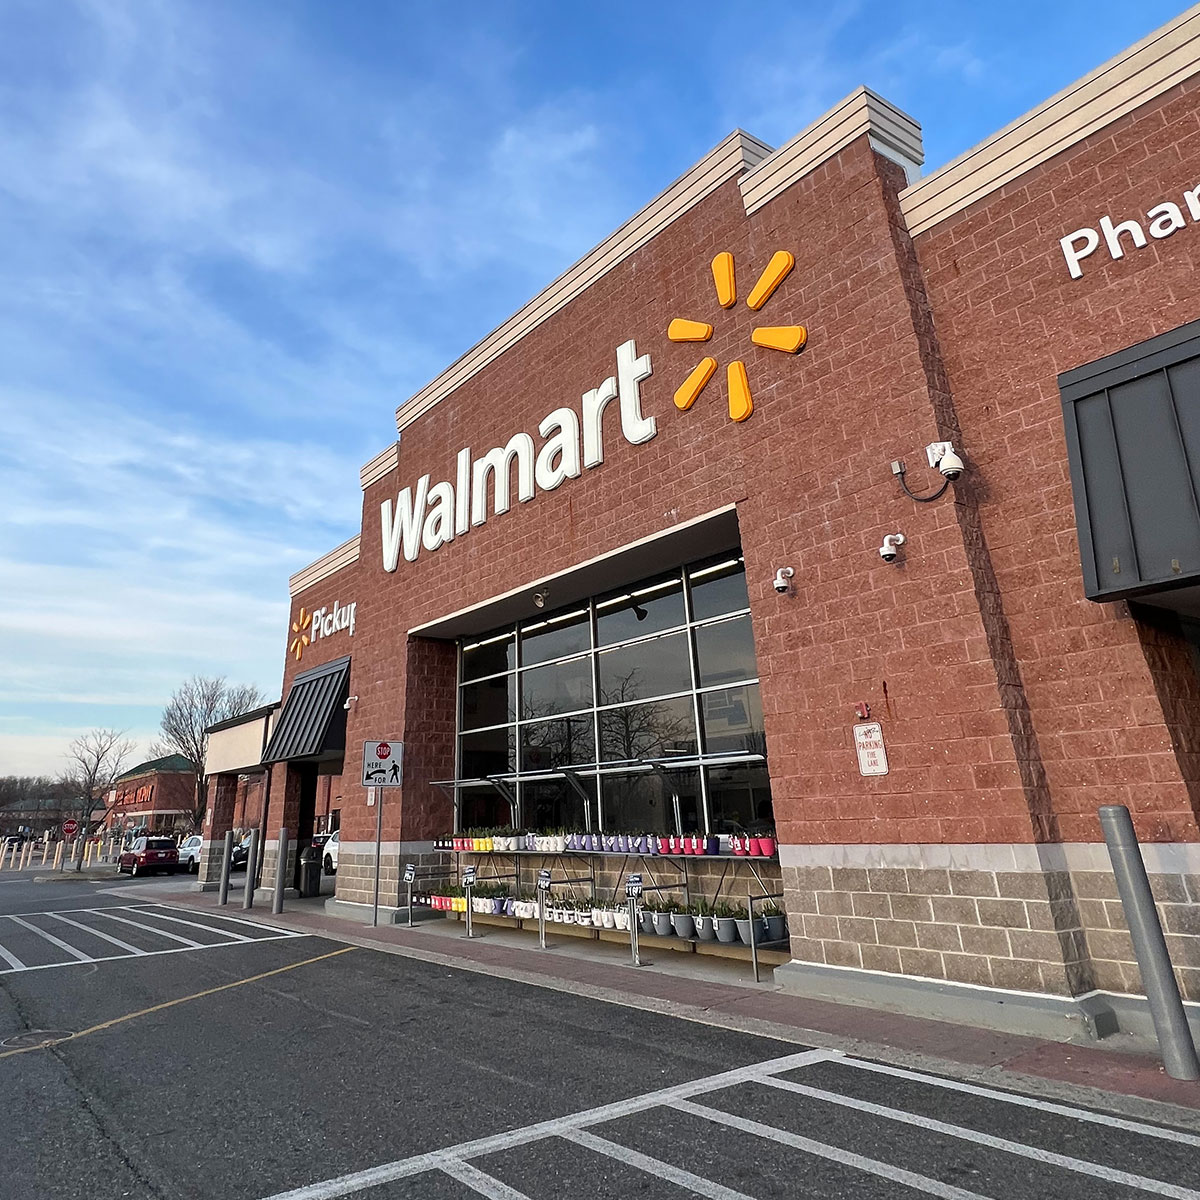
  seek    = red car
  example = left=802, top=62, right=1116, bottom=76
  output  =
left=117, top=836, right=179, bottom=877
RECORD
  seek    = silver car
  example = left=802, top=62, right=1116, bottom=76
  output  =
left=178, top=834, right=203, bottom=873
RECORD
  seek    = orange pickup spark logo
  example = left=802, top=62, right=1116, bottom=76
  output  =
left=290, top=608, right=312, bottom=661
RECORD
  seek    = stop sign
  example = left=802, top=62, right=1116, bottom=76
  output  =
left=61, top=818, right=79, bottom=837
left=376, top=742, right=391, bottom=760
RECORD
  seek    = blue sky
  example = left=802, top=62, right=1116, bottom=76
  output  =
left=0, top=0, right=1187, bottom=776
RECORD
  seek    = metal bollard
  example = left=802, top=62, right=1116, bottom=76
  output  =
left=217, top=831, right=233, bottom=906
left=242, top=829, right=260, bottom=910
left=464, top=883, right=473, bottom=939
left=1099, top=805, right=1200, bottom=1080
left=628, top=896, right=640, bottom=967
left=538, top=893, right=546, bottom=949
left=272, top=828, right=288, bottom=915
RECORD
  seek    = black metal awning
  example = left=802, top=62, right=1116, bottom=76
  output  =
left=261, top=656, right=350, bottom=764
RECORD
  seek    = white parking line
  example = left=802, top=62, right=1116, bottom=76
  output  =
left=7, top=915, right=93, bottom=962
left=758, top=1075, right=1200, bottom=1199
left=439, top=1160, right=531, bottom=1199
left=116, top=907, right=254, bottom=942
left=92, top=910, right=204, bottom=947
left=834, top=1056, right=1200, bottom=1147
left=47, top=912, right=146, bottom=956
left=0, top=938, right=25, bottom=970
left=563, top=1129, right=755, bottom=1199
left=258, top=1050, right=836, bottom=1200
left=675, top=1099, right=990, bottom=1200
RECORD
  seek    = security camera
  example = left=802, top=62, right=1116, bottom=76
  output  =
left=926, top=441, right=965, bottom=481
left=879, top=533, right=905, bottom=563
left=772, top=567, right=795, bottom=594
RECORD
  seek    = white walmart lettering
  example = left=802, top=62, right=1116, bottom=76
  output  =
left=381, top=339, right=654, bottom=570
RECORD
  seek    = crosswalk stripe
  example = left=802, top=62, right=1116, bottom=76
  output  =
left=48, top=912, right=147, bottom=956
left=563, top=1129, right=755, bottom=1199
left=675, top=1099, right=990, bottom=1200
left=758, top=1074, right=1200, bottom=1199
left=93, top=910, right=204, bottom=947
left=8, top=915, right=94, bottom=962
left=439, top=1161, right=531, bottom=1199
left=116, top=907, right=254, bottom=942
left=0, top=937, right=25, bottom=970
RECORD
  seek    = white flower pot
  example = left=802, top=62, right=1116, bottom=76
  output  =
left=614, top=910, right=630, bottom=931
left=601, top=910, right=615, bottom=929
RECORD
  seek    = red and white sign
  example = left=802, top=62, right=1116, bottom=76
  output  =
left=853, top=722, right=889, bottom=777
left=362, top=741, right=404, bottom=788
left=61, top=818, right=79, bottom=837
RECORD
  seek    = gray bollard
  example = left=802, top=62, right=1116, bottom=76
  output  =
left=217, top=831, right=234, bottom=906
left=273, top=827, right=288, bottom=915
left=1099, top=805, right=1200, bottom=1080
left=242, top=829, right=260, bottom=910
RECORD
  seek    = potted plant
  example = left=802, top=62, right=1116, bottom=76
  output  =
left=639, top=897, right=657, bottom=935
left=671, top=908, right=696, bottom=938
left=693, top=898, right=716, bottom=941
left=651, top=899, right=674, bottom=937
left=713, top=901, right=738, bottom=943
left=731, top=903, right=755, bottom=944
left=614, top=906, right=630, bottom=931
left=760, top=901, right=787, bottom=943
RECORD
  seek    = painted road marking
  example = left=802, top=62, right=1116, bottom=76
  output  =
left=563, top=1129, right=755, bottom=1199
left=0, top=947, right=356, bottom=1059
left=834, top=1055, right=1200, bottom=1147
left=675, top=1099, right=989, bottom=1200
left=439, top=1160, right=530, bottom=1199
left=47, top=911, right=147, bottom=956
left=259, top=1050, right=835, bottom=1199
left=118, top=907, right=254, bottom=942
left=8, top=915, right=94, bottom=962
left=0, top=904, right=308, bottom=975
left=261, top=1044, right=1199, bottom=1200
left=758, top=1074, right=1200, bottom=1199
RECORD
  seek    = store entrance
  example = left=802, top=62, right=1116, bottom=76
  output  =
left=293, top=765, right=318, bottom=890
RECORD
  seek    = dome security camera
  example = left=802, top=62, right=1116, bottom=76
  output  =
left=772, top=567, right=795, bottom=594
left=879, top=533, right=905, bottom=563
left=926, top=441, right=965, bottom=482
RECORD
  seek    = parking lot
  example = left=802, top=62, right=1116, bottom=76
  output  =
left=0, top=875, right=1196, bottom=1200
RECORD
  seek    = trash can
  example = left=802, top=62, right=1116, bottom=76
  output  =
left=298, top=847, right=322, bottom=898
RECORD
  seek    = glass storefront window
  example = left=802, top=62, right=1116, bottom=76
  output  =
left=706, top=763, right=772, bottom=833
left=694, top=614, right=756, bottom=687
left=520, top=655, right=592, bottom=719
left=595, top=575, right=684, bottom=645
left=689, top=556, right=749, bottom=621
left=520, top=715, right=595, bottom=771
left=520, top=607, right=589, bottom=665
left=460, top=786, right=510, bottom=831
left=458, top=727, right=513, bottom=778
left=455, top=547, right=773, bottom=836
left=599, top=695, right=696, bottom=762
left=461, top=630, right=515, bottom=680
left=460, top=674, right=515, bottom=731
left=597, top=631, right=691, bottom=704
left=700, top=684, right=765, bottom=756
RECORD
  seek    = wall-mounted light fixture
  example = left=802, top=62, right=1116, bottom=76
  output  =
left=891, top=441, right=966, bottom=502
left=532, top=590, right=548, bottom=609
left=343, top=695, right=359, bottom=711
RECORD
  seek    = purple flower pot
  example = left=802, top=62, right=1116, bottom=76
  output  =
left=618, top=834, right=631, bottom=853
left=703, top=836, right=719, bottom=855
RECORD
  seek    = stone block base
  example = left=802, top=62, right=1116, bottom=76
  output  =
left=324, top=897, right=440, bottom=925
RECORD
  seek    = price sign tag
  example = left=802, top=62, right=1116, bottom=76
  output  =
left=403, top=863, right=416, bottom=884
left=625, top=873, right=643, bottom=899
left=462, top=865, right=477, bottom=888
left=537, top=868, right=552, bottom=893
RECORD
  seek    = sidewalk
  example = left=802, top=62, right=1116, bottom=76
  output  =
left=155, top=884, right=1200, bottom=1122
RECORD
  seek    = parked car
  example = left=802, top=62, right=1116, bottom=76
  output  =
left=117, top=836, right=178, bottom=877
left=178, top=834, right=203, bottom=873
left=230, top=833, right=252, bottom=871
left=323, top=829, right=340, bottom=875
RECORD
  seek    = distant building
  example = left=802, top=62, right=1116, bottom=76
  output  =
left=105, top=754, right=197, bottom=834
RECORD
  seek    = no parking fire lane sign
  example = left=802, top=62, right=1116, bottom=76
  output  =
left=362, top=740, right=404, bottom=787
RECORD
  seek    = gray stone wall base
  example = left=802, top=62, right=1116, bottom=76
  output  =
left=324, top=897, right=440, bottom=926
left=775, top=959, right=1137, bottom=1042
left=255, top=886, right=299, bottom=901
left=197, top=881, right=221, bottom=893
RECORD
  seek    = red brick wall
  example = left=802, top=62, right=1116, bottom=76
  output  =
left=912, top=77, right=1200, bottom=844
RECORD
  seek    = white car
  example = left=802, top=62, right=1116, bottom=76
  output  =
left=178, top=834, right=203, bottom=873
left=323, top=830, right=340, bottom=875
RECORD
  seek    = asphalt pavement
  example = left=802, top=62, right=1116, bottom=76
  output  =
left=0, top=873, right=1197, bottom=1199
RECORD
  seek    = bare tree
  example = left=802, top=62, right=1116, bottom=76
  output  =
left=156, top=676, right=267, bottom=823
left=63, top=729, right=135, bottom=871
